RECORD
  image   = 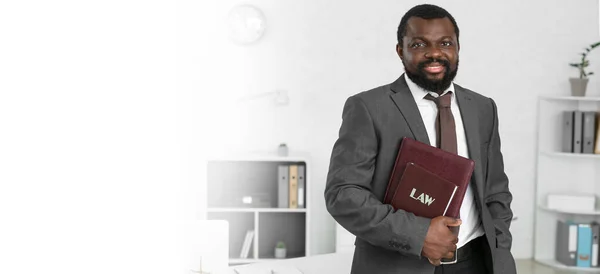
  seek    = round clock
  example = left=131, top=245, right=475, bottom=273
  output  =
left=227, top=4, right=266, bottom=45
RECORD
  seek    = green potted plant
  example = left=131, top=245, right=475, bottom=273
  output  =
left=569, top=41, right=600, bottom=96
left=274, top=241, right=287, bottom=259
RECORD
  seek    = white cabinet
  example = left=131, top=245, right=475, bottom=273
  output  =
left=534, top=96, right=600, bottom=271
left=205, top=157, right=310, bottom=265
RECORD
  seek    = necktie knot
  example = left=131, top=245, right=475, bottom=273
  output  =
left=425, top=91, right=452, bottom=108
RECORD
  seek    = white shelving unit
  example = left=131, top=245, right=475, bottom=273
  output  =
left=534, top=96, right=600, bottom=271
left=207, top=208, right=308, bottom=213
left=204, top=157, right=310, bottom=266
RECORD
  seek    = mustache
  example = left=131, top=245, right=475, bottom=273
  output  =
left=417, top=58, right=451, bottom=71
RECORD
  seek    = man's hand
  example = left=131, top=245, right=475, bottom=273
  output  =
left=421, top=216, right=461, bottom=265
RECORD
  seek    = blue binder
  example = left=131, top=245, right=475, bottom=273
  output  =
left=577, top=224, right=593, bottom=267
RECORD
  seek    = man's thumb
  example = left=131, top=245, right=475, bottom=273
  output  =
left=444, top=217, right=462, bottom=226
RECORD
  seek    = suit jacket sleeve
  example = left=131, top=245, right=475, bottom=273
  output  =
left=485, top=99, right=516, bottom=274
left=324, top=95, right=431, bottom=257
left=485, top=98, right=514, bottom=250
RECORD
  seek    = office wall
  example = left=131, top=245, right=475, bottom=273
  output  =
left=182, top=0, right=600, bottom=258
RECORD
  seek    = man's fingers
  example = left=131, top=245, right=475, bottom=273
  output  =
left=428, top=258, right=441, bottom=266
left=441, top=217, right=462, bottom=227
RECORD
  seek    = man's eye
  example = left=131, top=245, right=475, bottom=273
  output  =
left=411, top=42, right=425, bottom=48
left=441, top=41, right=453, bottom=47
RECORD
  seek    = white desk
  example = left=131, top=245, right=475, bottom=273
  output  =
left=182, top=220, right=229, bottom=274
left=225, top=252, right=353, bottom=274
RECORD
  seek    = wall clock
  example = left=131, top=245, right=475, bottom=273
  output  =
left=227, top=4, right=266, bottom=45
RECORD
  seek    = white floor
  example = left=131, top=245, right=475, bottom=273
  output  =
left=228, top=256, right=599, bottom=274
left=517, top=259, right=598, bottom=274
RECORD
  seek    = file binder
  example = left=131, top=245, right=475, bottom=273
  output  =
left=556, top=220, right=578, bottom=266
left=577, top=224, right=592, bottom=268
left=592, top=222, right=599, bottom=267
left=562, top=111, right=574, bottom=152
left=595, top=112, right=600, bottom=154
left=297, top=165, right=305, bottom=208
left=278, top=165, right=289, bottom=208
left=573, top=111, right=583, bottom=153
left=583, top=111, right=597, bottom=154
left=289, top=165, right=298, bottom=208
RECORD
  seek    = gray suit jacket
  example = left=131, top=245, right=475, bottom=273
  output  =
left=324, top=75, right=516, bottom=274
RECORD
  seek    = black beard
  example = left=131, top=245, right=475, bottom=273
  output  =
left=404, top=58, right=458, bottom=94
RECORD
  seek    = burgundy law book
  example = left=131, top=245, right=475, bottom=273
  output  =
left=383, top=137, right=475, bottom=218
left=390, top=162, right=458, bottom=218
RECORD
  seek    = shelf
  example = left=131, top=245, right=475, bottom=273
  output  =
left=541, top=151, right=600, bottom=159
left=539, top=95, right=600, bottom=102
left=207, top=208, right=307, bottom=213
left=539, top=204, right=600, bottom=215
left=228, top=258, right=287, bottom=264
left=535, top=258, right=600, bottom=272
left=207, top=155, right=308, bottom=162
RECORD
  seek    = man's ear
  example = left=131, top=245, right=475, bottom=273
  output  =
left=396, top=43, right=403, bottom=60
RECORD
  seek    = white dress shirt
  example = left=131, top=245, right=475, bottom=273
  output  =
left=404, top=74, right=484, bottom=248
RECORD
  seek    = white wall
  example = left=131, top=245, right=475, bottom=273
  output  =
left=2, top=1, right=182, bottom=273
left=182, top=0, right=600, bottom=258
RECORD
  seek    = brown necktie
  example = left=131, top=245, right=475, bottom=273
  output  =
left=426, top=91, right=460, bottom=265
left=425, top=92, right=457, bottom=154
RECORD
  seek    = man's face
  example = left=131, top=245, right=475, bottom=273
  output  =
left=397, top=17, right=459, bottom=93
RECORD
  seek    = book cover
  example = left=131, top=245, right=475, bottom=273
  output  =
left=384, top=137, right=474, bottom=218
left=389, top=162, right=457, bottom=218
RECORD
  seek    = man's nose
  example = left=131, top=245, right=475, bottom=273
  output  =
left=425, top=46, right=443, bottom=59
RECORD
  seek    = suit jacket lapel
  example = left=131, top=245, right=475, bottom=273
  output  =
left=389, top=75, right=431, bottom=145
left=454, top=85, right=484, bottom=202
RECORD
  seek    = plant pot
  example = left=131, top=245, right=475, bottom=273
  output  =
left=274, top=247, right=286, bottom=259
left=569, top=78, right=589, bottom=96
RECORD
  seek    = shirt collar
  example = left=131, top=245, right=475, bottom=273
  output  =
left=404, top=74, right=455, bottom=104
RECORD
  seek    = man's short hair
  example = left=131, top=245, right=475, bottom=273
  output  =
left=397, top=4, right=460, bottom=46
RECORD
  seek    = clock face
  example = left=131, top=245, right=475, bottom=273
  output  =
left=227, top=5, right=266, bottom=45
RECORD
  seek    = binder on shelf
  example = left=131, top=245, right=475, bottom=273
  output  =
left=278, top=165, right=289, bottom=208
left=573, top=111, right=583, bottom=153
left=595, top=112, right=600, bottom=154
left=297, top=165, right=305, bottom=209
left=239, top=230, right=255, bottom=259
left=592, top=223, right=599, bottom=267
left=582, top=111, right=597, bottom=154
left=563, top=111, right=574, bottom=153
left=556, top=220, right=578, bottom=266
left=289, top=165, right=298, bottom=209
left=577, top=224, right=592, bottom=268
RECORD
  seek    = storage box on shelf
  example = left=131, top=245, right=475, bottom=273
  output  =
left=205, top=156, right=310, bottom=265
left=534, top=96, right=600, bottom=271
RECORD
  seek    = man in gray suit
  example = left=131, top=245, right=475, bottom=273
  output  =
left=324, top=4, right=515, bottom=274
